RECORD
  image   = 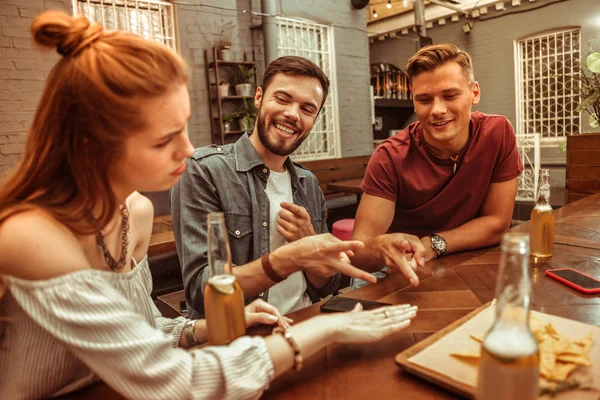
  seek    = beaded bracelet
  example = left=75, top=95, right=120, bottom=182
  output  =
left=273, top=326, right=303, bottom=371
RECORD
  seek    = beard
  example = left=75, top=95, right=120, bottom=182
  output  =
left=255, top=106, right=309, bottom=157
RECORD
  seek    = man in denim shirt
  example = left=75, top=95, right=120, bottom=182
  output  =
left=171, top=57, right=376, bottom=319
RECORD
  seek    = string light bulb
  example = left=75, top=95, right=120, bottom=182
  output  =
left=372, top=8, right=378, bottom=18
left=386, top=0, right=392, bottom=9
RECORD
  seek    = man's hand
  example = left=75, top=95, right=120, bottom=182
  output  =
left=419, top=236, right=438, bottom=262
left=270, top=233, right=378, bottom=284
left=277, top=202, right=316, bottom=242
left=375, top=233, right=426, bottom=286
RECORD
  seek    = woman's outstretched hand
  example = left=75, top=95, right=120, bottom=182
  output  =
left=244, top=299, right=293, bottom=329
left=323, top=303, right=418, bottom=344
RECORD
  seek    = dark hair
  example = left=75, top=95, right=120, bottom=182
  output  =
left=260, top=56, right=330, bottom=110
left=406, top=43, right=474, bottom=84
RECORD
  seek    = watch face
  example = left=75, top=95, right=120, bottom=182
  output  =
left=431, top=235, right=447, bottom=255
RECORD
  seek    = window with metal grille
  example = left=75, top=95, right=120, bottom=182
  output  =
left=276, top=17, right=340, bottom=161
left=515, top=28, right=581, bottom=145
left=72, top=0, right=177, bottom=50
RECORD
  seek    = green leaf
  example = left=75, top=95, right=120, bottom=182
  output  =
left=576, top=90, right=600, bottom=112
left=558, top=141, right=567, bottom=152
left=590, top=114, right=600, bottom=128
left=587, top=52, right=600, bottom=73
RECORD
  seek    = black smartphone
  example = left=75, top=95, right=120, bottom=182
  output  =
left=545, top=268, right=600, bottom=294
left=320, top=297, right=391, bottom=313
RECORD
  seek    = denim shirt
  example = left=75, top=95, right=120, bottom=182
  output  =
left=170, top=134, right=338, bottom=319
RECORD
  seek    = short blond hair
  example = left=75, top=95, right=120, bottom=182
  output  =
left=406, top=44, right=474, bottom=84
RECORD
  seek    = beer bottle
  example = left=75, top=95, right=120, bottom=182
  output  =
left=530, top=168, right=554, bottom=260
left=203, top=212, right=246, bottom=345
left=477, top=233, right=539, bottom=400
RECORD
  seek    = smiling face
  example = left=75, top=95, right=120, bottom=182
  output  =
left=252, top=73, right=324, bottom=157
left=109, top=83, right=194, bottom=195
left=411, top=61, right=480, bottom=154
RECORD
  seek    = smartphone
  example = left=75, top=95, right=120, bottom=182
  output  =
left=320, top=297, right=391, bottom=313
left=545, top=268, right=600, bottom=294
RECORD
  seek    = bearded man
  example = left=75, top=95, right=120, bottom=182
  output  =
left=171, top=56, right=373, bottom=318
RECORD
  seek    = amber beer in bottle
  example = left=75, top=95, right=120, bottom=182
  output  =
left=530, top=168, right=554, bottom=260
left=203, top=212, right=246, bottom=345
left=477, top=233, right=539, bottom=400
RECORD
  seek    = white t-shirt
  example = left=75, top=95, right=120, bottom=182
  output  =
left=265, top=168, right=311, bottom=314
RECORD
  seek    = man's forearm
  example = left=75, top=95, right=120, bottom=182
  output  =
left=232, top=259, right=282, bottom=298
left=433, top=215, right=510, bottom=256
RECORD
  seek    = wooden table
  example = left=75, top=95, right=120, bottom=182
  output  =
left=63, top=194, right=600, bottom=400
left=326, top=178, right=363, bottom=194
left=149, top=215, right=175, bottom=257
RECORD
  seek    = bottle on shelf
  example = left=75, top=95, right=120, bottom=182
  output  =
left=203, top=212, right=246, bottom=345
left=530, top=168, right=554, bottom=261
left=477, top=232, right=539, bottom=400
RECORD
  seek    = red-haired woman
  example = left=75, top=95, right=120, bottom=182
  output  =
left=0, top=11, right=417, bottom=399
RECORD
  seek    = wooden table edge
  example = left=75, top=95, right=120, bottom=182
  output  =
left=394, top=301, right=493, bottom=399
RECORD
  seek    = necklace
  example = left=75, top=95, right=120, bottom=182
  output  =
left=449, top=154, right=459, bottom=175
left=96, top=202, right=130, bottom=271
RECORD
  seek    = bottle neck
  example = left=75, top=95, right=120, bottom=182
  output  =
left=536, top=172, right=551, bottom=205
left=493, top=247, right=533, bottom=329
left=207, top=214, right=233, bottom=277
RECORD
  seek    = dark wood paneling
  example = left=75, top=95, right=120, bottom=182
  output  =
left=567, top=133, right=600, bottom=150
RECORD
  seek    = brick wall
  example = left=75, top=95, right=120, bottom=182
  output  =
left=275, top=1, right=372, bottom=156
left=176, top=0, right=373, bottom=156
left=0, top=0, right=69, bottom=176
left=0, top=0, right=372, bottom=176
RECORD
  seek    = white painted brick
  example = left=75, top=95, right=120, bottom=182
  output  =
left=12, top=38, right=33, bottom=49
left=0, top=154, right=19, bottom=166
left=0, top=102, right=20, bottom=112
left=0, top=136, right=8, bottom=144
left=0, top=37, right=11, bottom=48
left=0, top=59, right=14, bottom=70
left=0, top=5, right=19, bottom=16
left=8, top=69, right=45, bottom=80
left=5, top=16, right=32, bottom=28
left=12, top=59, right=37, bottom=69
left=43, top=0, right=68, bottom=11
left=11, top=111, right=33, bottom=122
left=0, top=143, right=24, bottom=155
left=2, top=0, right=34, bottom=6
left=19, top=7, right=42, bottom=18
left=2, top=27, right=31, bottom=38
left=9, top=133, right=28, bottom=143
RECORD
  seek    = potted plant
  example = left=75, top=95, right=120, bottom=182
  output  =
left=218, top=80, right=229, bottom=98
left=222, top=113, right=235, bottom=133
left=559, top=49, right=600, bottom=152
left=218, top=20, right=234, bottom=61
left=234, top=98, right=257, bottom=132
left=232, top=64, right=255, bottom=97
left=575, top=51, right=600, bottom=129
left=564, top=49, right=600, bottom=203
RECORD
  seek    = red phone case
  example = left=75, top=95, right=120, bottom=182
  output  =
left=545, top=268, right=600, bottom=294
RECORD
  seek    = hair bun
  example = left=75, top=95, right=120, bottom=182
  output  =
left=31, top=10, right=104, bottom=57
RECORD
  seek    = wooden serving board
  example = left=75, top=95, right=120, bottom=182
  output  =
left=396, top=302, right=600, bottom=399
left=395, top=303, right=490, bottom=399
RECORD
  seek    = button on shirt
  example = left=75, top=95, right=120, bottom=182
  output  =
left=265, top=168, right=311, bottom=314
left=170, top=133, right=337, bottom=319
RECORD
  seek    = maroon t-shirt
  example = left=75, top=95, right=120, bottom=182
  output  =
left=362, top=112, right=524, bottom=238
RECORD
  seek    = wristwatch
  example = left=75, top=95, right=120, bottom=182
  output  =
left=428, top=234, right=447, bottom=257
left=184, top=319, right=199, bottom=347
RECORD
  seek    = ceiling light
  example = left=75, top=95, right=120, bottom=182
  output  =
left=373, top=8, right=378, bottom=18
left=387, top=0, right=392, bottom=9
